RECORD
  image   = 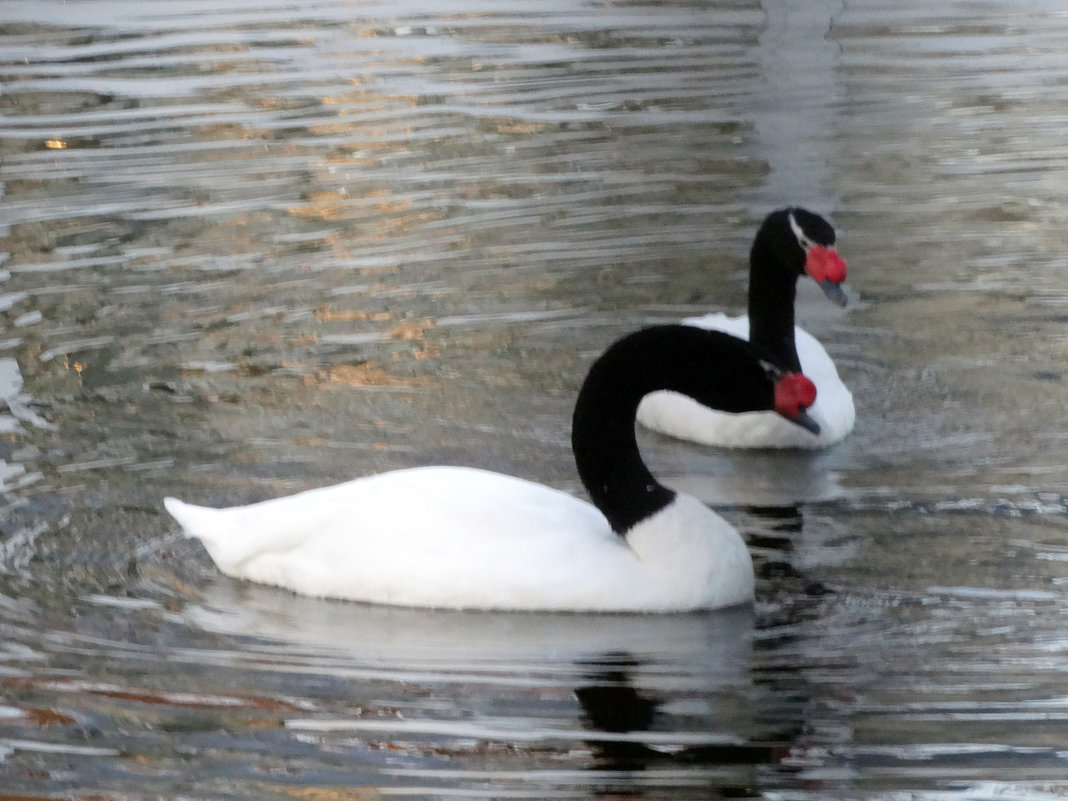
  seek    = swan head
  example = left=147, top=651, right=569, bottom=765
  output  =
left=785, top=208, right=849, bottom=307
left=762, top=361, right=821, bottom=436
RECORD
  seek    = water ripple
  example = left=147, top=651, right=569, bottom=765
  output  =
left=2, top=0, right=1068, bottom=798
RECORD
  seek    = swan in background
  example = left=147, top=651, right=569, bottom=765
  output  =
left=165, top=325, right=819, bottom=613
left=638, top=207, right=854, bottom=449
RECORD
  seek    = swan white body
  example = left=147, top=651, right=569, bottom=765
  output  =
left=637, top=313, right=854, bottom=448
left=165, top=465, right=754, bottom=613
left=164, top=325, right=820, bottom=614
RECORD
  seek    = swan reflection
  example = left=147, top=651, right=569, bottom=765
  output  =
left=185, top=581, right=811, bottom=795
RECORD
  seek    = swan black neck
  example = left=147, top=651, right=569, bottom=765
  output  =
left=571, top=326, right=776, bottom=535
left=746, top=208, right=816, bottom=373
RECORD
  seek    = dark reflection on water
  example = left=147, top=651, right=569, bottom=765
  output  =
left=186, top=586, right=776, bottom=798
left=575, top=653, right=803, bottom=789
left=2, top=0, right=1068, bottom=797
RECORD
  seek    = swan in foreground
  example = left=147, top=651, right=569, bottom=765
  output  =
left=637, top=207, right=854, bottom=448
left=165, top=325, right=818, bottom=613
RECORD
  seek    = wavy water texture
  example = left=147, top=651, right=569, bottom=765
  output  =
left=0, top=0, right=1067, bottom=798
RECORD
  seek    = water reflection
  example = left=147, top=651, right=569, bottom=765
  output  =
left=647, top=435, right=847, bottom=507
left=750, top=0, right=842, bottom=215
left=188, top=582, right=820, bottom=797
left=576, top=656, right=659, bottom=772
left=2, top=0, right=1068, bottom=797
left=575, top=653, right=803, bottom=791
left=188, top=580, right=757, bottom=675
left=0, top=356, right=52, bottom=436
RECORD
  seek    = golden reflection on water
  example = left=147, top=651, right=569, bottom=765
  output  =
left=0, top=0, right=1067, bottom=798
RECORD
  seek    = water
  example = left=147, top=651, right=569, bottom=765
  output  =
left=1, top=0, right=1067, bottom=797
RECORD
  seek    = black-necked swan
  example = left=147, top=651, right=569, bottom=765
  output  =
left=637, top=207, right=854, bottom=449
left=164, top=325, right=819, bottom=613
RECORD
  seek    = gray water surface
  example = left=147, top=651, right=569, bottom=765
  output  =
left=1, top=0, right=1067, bottom=798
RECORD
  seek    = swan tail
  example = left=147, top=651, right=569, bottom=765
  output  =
left=165, top=492, right=341, bottom=576
left=164, top=497, right=256, bottom=573
left=165, top=497, right=223, bottom=540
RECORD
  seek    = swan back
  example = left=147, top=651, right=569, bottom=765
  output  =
left=167, top=466, right=718, bottom=612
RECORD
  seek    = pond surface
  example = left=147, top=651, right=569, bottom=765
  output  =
left=2, top=0, right=1068, bottom=798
